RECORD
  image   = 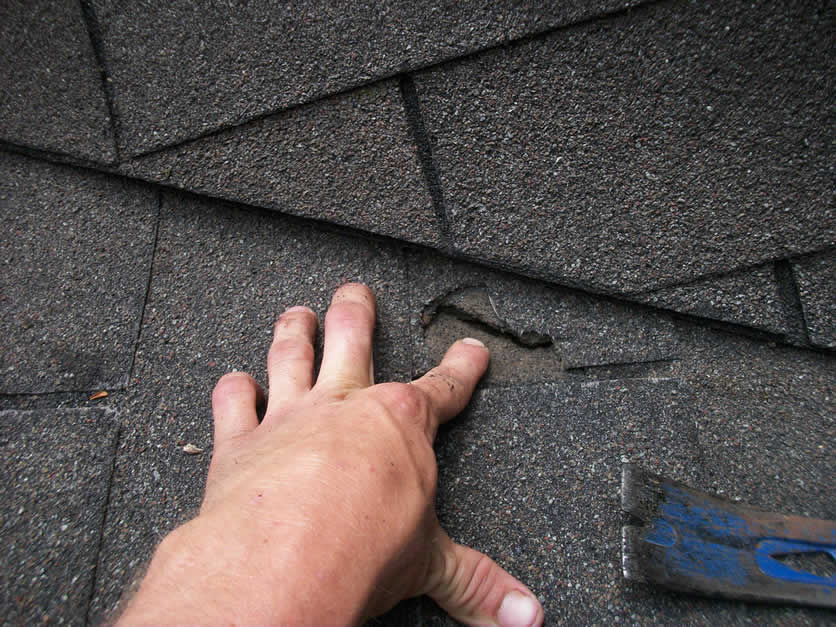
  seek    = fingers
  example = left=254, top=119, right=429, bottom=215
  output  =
left=424, top=529, right=543, bottom=627
left=266, top=306, right=318, bottom=414
left=317, top=283, right=376, bottom=392
left=411, top=338, right=489, bottom=436
left=211, top=372, right=263, bottom=446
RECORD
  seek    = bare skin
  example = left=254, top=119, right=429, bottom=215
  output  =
left=119, top=283, right=544, bottom=626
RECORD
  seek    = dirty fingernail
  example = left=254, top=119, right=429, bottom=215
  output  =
left=461, top=337, right=486, bottom=347
left=284, top=305, right=314, bottom=314
left=497, top=591, right=540, bottom=627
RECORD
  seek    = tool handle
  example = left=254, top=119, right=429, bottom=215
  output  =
left=754, top=539, right=836, bottom=587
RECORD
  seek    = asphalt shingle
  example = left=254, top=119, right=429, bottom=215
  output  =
left=90, top=0, right=643, bottom=156
left=629, top=263, right=792, bottom=336
left=0, top=0, right=116, bottom=162
left=0, top=151, right=157, bottom=393
left=407, top=252, right=679, bottom=383
left=792, top=251, right=836, bottom=349
left=414, top=0, right=835, bottom=294
left=0, top=408, right=118, bottom=624
left=421, top=379, right=707, bottom=623
left=677, top=324, right=834, bottom=522
left=120, top=81, right=442, bottom=247
left=90, top=191, right=415, bottom=620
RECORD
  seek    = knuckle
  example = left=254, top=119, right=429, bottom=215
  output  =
left=426, top=369, right=462, bottom=397
left=269, top=336, right=314, bottom=363
left=325, top=301, right=374, bottom=330
left=274, top=310, right=314, bottom=335
left=381, top=383, right=429, bottom=425
left=212, top=371, right=253, bottom=400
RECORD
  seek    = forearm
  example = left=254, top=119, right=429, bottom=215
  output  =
left=119, top=511, right=376, bottom=625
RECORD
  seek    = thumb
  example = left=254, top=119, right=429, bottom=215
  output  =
left=423, top=528, right=544, bottom=627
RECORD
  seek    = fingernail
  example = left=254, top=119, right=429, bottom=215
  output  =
left=497, top=591, right=539, bottom=627
left=284, top=305, right=314, bottom=314
left=461, top=337, right=486, bottom=347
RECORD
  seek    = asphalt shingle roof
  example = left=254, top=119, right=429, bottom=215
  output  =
left=1, top=1, right=833, bottom=624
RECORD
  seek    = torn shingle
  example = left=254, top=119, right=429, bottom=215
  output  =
left=90, top=0, right=644, bottom=156
left=0, top=0, right=116, bottom=162
left=414, top=0, right=835, bottom=294
left=119, top=82, right=442, bottom=247
left=792, top=251, right=836, bottom=349
left=0, top=408, right=118, bottom=623
left=408, top=252, right=679, bottom=384
left=0, top=152, right=157, bottom=393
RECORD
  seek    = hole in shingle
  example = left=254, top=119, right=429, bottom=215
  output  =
left=421, top=287, right=563, bottom=384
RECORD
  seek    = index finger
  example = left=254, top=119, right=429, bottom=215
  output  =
left=411, top=338, right=489, bottom=435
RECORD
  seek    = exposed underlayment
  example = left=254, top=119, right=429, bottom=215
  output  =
left=421, top=287, right=563, bottom=384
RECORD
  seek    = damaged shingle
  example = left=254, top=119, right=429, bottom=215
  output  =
left=410, top=252, right=680, bottom=384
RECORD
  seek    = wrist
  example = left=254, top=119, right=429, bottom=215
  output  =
left=120, top=510, right=377, bottom=625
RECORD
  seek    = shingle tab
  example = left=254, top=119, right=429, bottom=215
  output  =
left=415, top=0, right=835, bottom=294
left=91, top=0, right=643, bottom=156
left=0, top=0, right=116, bottom=162
left=120, top=82, right=441, bottom=247
left=0, top=408, right=118, bottom=623
left=629, top=263, right=791, bottom=335
left=0, top=152, right=158, bottom=393
left=792, top=251, right=836, bottom=349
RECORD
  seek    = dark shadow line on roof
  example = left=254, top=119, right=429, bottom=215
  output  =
left=116, top=0, right=665, bottom=160
left=4, top=144, right=832, bottom=355
left=0, top=138, right=115, bottom=170
left=78, top=0, right=122, bottom=164
left=84, top=420, right=121, bottom=626
left=624, top=247, right=836, bottom=297
left=774, top=258, right=812, bottom=346
left=472, top=372, right=681, bottom=393
left=127, top=190, right=163, bottom=386
left=399, top=75, right=452, bottom=252
left=402, top=252, right=416, bottom=382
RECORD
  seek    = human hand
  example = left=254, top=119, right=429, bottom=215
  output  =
left=120, top=283, right=543, bottom=626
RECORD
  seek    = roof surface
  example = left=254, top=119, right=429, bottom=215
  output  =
left=1, top=0, right=833, bottom=624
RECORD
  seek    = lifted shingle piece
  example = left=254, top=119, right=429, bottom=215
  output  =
left=0, top=0, right=116, bottom=162
left=792, top=251, right=836, bottom=349
left=0, top=152, right=158, bottom=394
left=415, top=0, right=835, bottom=294
left=121, top=82, right=441, bottom=247
left=408, top=252, right=679, bottom=384
left=0, top=408, right=118, bottom=624
left=90, top=0, right=644, bottom=156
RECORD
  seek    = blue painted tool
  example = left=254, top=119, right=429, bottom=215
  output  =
left=621, top=464, right=835, bottom=608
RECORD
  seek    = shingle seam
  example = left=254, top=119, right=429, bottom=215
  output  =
left=403, top=251, right=416, bottom=381
left=78, top=0, right=122, bottom=164
left=84, top=418, right=121, bottom=627
left=775, top=258, right=812, bottom=346
left=127, top=189, right=162, bottom=386
left=2, top=145, right=828, bottom=351
left=115, top=1, right=664, bottom=160
left=399, top=75, right=453, bottom=251
left=0, top=138, right=108, bottom=171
